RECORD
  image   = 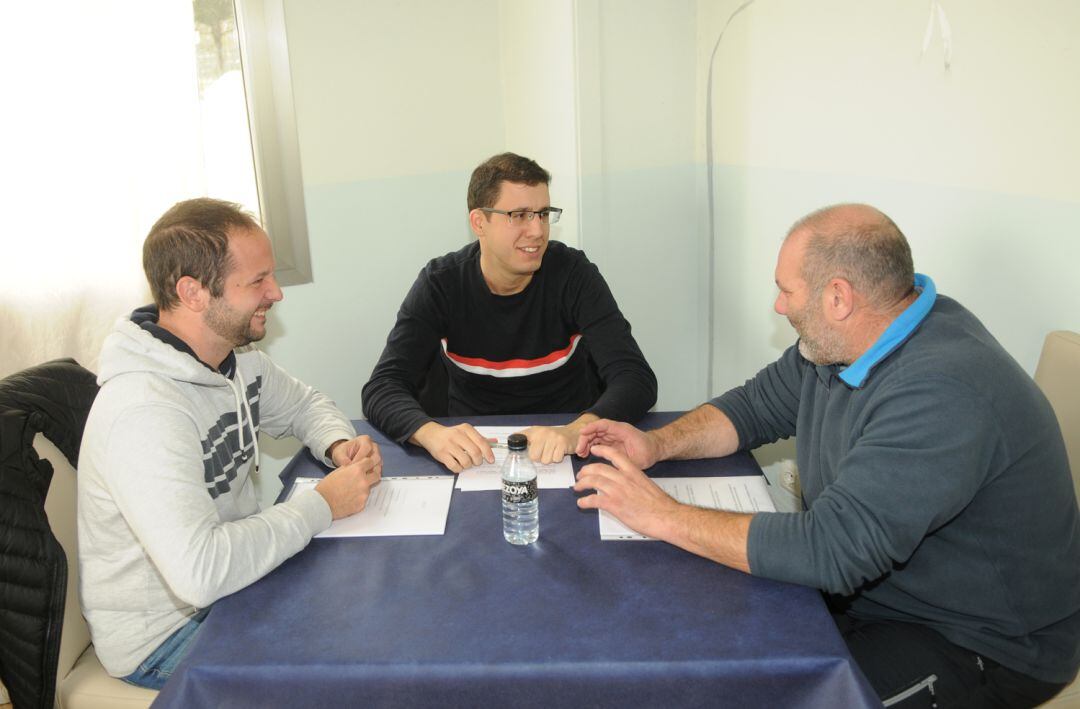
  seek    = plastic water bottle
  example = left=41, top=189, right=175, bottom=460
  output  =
left=501, top=433, right=539, bottom=544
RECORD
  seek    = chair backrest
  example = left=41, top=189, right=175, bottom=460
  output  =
left=0, top=359, right=97, bottom=709
left=1034, top=330, right=1080, bottom=507
left=38, top=433, right=93, bottom=687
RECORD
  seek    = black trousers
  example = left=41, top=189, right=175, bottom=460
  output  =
left=832, top=612, right=1068, bottom=708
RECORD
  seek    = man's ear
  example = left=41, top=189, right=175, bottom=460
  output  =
left=825, top=277, right=856, bottom=322
left=175, top=276, right=210, bottom=312
left=468, top=209, right=487, bottom=238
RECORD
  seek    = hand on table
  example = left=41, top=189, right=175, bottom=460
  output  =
left=574, top=419, right=661, bottom=470
left=316, top=454, right=382, bottom=519
left=518, top=413, right=599, bottom=465
left=411, top=421, right=494, bottom=473
left=573, top=444, right=679, bottom=539
left=518, top=424, right=576, bottom=465
left=328, top=434, right=382, bottom=471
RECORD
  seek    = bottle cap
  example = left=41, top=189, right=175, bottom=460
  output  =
left=506, top=433, right=528, bottom=451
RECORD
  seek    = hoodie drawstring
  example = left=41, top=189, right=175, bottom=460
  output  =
left=230, top=370, right=260, bottom=475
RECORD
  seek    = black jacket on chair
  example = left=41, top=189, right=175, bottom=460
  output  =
left=0, top=359, right=98, bottom=709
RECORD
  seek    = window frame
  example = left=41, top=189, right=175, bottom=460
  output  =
left=234, top=0, right=312, bottom=286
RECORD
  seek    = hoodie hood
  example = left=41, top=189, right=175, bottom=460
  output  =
left=97, top=306, right=262, bottom=480
left=97, top=306, right=232, bottom=388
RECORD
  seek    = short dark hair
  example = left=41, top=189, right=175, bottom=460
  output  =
left=792, top=204, right=915, bottom=309
left=143, top=198, right=260, bottom=310
left=467, top=152, right=551, bottom=210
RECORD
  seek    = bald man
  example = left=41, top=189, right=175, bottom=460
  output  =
left=573, top=204, right=1080, bottom=707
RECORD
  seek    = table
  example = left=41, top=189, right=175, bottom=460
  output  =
left=153, top=413, right=878, bottom=708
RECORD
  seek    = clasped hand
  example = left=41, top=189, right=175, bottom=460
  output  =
left=316, top=435, right=383, bottom=519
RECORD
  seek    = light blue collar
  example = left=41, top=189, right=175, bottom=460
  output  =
left=838, top=274, right=936, bottom=388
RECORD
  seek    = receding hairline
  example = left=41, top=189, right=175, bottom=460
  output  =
left=786, top=203, right=897, bottom=242
left=783, top=203, right=915, bottom=309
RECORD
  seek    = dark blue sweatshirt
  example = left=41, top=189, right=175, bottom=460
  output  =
left=712, top=278, right=1080, bottom=683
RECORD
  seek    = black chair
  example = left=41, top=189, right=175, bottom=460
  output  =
left=0, top=359, right=97, bottom=709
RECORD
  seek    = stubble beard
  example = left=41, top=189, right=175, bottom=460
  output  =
left=205, top=298, right=266, bottom=349
left=790, top=307, right=847, bottom=366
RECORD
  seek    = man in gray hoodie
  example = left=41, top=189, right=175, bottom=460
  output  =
left=575, top=204, right=1080, bottom=707
left=79, top=198, right=382, bottom=688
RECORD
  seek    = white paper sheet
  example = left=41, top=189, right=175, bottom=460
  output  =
left=599, top=475, right=776, bottom=540
left=289, top=476, right=454, bottom=537
left=454, top=425, right=576, bottom=491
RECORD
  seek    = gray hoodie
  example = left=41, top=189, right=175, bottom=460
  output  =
left=78, top=309, right=355, bottom=676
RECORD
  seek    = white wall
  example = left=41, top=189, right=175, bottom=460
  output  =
left=699, top=0, right=1080, bottom=395
left=498, top=0, right=581, bottom=248
left=575, top=0, right=708, bottom=411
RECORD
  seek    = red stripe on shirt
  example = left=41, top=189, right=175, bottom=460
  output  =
left=444, top=334, right=581, bottom=371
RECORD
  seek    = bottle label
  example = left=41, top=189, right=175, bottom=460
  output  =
left=501, top=477, right=538, bottom=504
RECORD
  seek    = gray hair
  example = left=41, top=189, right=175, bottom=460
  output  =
left=790, top=204, right=914, bottom=309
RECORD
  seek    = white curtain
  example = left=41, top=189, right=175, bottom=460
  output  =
left=1, top=1, right=207, bottom=378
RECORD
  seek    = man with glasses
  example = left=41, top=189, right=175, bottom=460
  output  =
left=362, top=152, right=656, bottom=472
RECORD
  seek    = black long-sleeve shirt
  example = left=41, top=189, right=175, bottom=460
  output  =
left=362, top=241, right=657, bottom=442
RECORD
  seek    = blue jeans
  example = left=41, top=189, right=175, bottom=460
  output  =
left=122, top=608, right=210, bottom=690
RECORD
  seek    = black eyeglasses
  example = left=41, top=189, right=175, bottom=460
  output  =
left=479, top=207, right=563, bottom=226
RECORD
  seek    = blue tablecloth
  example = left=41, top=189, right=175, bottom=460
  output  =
left=152, top=413, right=879, bottom=708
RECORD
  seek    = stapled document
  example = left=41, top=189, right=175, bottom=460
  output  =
left=599, top=476, right=776, bottom=540
left=289, top=476, right=454, bottom=537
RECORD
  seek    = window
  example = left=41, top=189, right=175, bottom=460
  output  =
left=0, top=0, right=312, bottom=379
left=194, top=0, right=312, bottom=285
